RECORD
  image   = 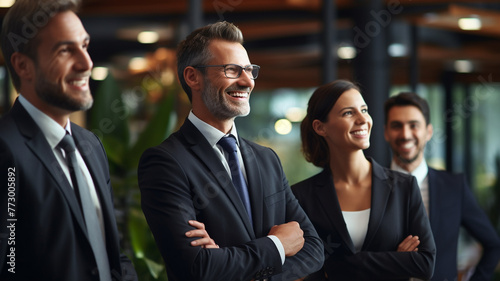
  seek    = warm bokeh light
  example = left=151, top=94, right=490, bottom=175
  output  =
left=285, top=107, right=306, bottom=122
left=91, top=67, right=109, bottom=81
left=274, top=119, right=293, bottom=135
left=137, top=31, right=159, bottom=44
left=458, top=17, right=482, bottom=30
left=454, top=60, right=473, bottom=73
left=337, top=46, right=356, bottom=60
left=0, top=0, right=15, bottom=8
left=129, top=57, right=148, bottom=72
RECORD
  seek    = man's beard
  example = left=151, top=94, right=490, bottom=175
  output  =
left=36, top=74, right=93, bottom=112
left=395, top=145, right=422, bottom=164
left=202, top=76, right=250, bottom=120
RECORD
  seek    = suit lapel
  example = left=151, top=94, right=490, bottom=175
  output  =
left=11, top=101, right=88, bottom=235
left=315, top=169, right=356, bottom=253
left=362, top=160, right=391, bottom=250
left=181, top=120, right=255, bottom=237
left=72, top=127, right=121, bottom=269
left=427, top=168, right=439, bottom=231
left=72, top=127, right=114, bottom=228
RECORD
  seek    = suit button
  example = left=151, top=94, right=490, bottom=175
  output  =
left=91, top=268, right=99, bottom=276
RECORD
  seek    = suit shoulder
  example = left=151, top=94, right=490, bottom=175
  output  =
left=0, top=113, right=16, bottom=139
left=240, top=137, right=271, bottom=151
left=143, top=130, right=183, bottom=154
left=139, top=130, right=188, bottom=166
left=239, top=137, right=282, bottom=163
left=291, top=170, right=327, bottom=194
left=428, top=167, right=464, bottom=180
left=71, top=122, right=107, bottom=152
left=71, top=122, right=99, bottom=140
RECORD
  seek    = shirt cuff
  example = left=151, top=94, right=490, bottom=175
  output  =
left=267, top=235, right=285, bottom=265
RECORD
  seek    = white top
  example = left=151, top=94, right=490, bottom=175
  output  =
left=342, top=208, right=371, bottom=252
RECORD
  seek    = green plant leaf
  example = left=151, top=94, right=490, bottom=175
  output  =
left=88, top=74, right=130, bottom=166
left=126, top=86, right=177, bottom=170
left=143, top=257, right=165, bottom=279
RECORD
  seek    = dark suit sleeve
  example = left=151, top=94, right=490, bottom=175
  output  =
left=269, top=150, right=324, bottom=281
left=325, top=177, right=436, bottom=280
left=459, top=175, right=500, bottom=281
left=139, top=146, right=283, bottom=281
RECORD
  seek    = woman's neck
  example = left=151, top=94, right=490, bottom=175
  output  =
left=329, top=150, right=371, bottom=185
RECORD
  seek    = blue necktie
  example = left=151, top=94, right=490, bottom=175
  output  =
left=58, top=133, right=112, bottom=281
left=218, top=135, right=252, bottom=221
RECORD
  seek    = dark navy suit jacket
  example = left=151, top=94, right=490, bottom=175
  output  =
left=292, top=159, right=436, bottom=281
left=0, top=100, right=136, bottom=281
left=427, top=168, right=500, bottom=281
left=138, top=119, right=324, bottom=281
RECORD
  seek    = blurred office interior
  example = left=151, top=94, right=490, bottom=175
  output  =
left=1, top=0, right=500, bottom=279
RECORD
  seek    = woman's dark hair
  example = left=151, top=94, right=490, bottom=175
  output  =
left=301, top=79, right=360, bottom=168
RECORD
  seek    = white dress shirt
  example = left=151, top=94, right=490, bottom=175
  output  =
left=391, top=159, right=430, bottom=215
left=18, top=95, right=107, bottom=241
left=188, top=111, right=285, bottom=264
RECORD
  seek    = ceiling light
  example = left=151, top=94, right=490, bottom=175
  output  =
left=137, top=31, right=159, bottom=44
left=388, top=43, right=407, bottom=57
left=0, top=0, right=15, bottom=8
left=454, top=60, right=473, bottom=73
left=458, top=17, right=482, bottom=30
left=337, top=46, right=356, bottom=60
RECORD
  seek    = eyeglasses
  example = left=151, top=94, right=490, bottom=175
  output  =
left=193, top=64, right=260, bottom=80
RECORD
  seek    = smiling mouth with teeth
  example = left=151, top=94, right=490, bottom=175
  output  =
left=352, top=130, right=368, bottom=135
left=228, top=92, right=248, bottom=98
left=69, top=79, right=87, bottom=87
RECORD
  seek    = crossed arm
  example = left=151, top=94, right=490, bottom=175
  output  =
left=186, top=220, right=307, bottom=256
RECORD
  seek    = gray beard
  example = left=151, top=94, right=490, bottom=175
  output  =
left=202, top=77, right=250, bottom=120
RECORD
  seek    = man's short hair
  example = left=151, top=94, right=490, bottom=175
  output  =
left=1, top=0, right=80, bottom=91
left=176, top=21, right=244, bottom=102
left=384, top=92, right=431, bottom=125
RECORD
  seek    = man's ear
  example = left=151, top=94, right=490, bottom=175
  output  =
left=184, top=66, right=202, bottom=92
left=11, top=52, right=34, bottom=81
left=383, top=124, right=389, bottom=141
left=312, top=119, right=326, bottom=137
left=426, top=123, right=433, bottom=141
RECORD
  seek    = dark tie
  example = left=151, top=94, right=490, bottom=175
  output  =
left=58, top=133, right=111, bottom=281
left=218, top=135, right=252, bottom=221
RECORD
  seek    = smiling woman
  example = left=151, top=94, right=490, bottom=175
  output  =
left=291, top=79, right=436, bottom=281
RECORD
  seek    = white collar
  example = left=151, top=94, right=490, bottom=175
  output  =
left=18, top=95, right=71, bottom=149
left=187, top=111, right=239, bottom=147
left=391, top=158, right=428, bottom=187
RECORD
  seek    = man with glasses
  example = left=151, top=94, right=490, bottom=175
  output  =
left=138, top=21, right=323, bottom=281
